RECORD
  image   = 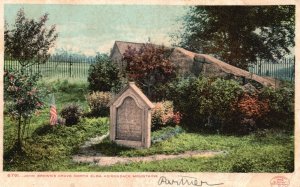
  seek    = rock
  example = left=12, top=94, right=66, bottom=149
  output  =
left=193, top=53, right=276, bottom=88
left=242, top=83, right=258, bottom=94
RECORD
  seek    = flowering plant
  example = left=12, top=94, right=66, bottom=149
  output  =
left=237, top=93, right=270, bottom=119
left=86, top=91, right=112, bottom=117
left=151, top=101, right=182, bottom=130
left=4, top=69, right=46, bottom=150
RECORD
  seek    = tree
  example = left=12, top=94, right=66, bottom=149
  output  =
left=87, top=53, right=121, bottom=92
left=173, top=6, right=295, bottom=70
left=123, top=44, right=176, bottom=100
left=4, top=70, right=45, bottom=151
left=4, top=8, right=58, bottom=69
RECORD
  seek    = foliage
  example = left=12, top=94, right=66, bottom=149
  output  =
left=86, top=91, right=112, bottom=117
left=173, top=6, right=295, bottom=69
left=167, top=76, right=243, bottom=133
left=237, top=93, right=270, bottom=130
left=4, top=117, right=109, bottom=171
left=4, top=69, right=46, bottom=150
left=167, top=76, right=294, bottom=134
left=4, top=8, right=58, bottom=68
left=123, top=44, right=176, bottom=100
left=60, top=103, right=83, bottom=126
left=259, top=83, right=294, bottom=130
left=208, top=78, right=244, bottom=131
left=87, top=53, right=121, bottom=92
left=151, top=101, right=182, bottom=130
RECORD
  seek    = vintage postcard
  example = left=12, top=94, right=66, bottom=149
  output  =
left=0, top=0, right=299, bottom=186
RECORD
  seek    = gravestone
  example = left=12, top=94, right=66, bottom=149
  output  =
left=108, top=82, right=154, bottom=148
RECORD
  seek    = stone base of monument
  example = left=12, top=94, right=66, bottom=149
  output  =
left=114, top=140, right=143, bottom=149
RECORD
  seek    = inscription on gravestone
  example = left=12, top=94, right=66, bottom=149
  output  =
left=116, top=97, right=142, bottom=141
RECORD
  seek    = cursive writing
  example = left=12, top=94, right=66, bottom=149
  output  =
left=158, top=176, right=224, bottom=186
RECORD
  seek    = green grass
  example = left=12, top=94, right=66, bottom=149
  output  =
left=38, top=79, right=89, bottom=109
left=4, top=117, right=109, bottom=171
left=3, top=79, right=294, bottom=172
left=66, top=129, right=293, bottom=172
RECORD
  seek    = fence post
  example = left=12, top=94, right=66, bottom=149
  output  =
left=69, top=56, right=72, bottom=78
left=258, top=59, right=262, bottom=76
left=292, top=56, right=295, bottom=82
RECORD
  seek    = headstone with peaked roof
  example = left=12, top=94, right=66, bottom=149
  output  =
left=108, top=82, right=154, bottom=148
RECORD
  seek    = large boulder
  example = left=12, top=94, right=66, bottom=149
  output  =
left=169, top=47, right=276, bottom=88
left=193, top=53, right=276, bottom=88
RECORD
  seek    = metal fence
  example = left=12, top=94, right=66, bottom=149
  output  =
left=4, top=56, right=295, bottom=81
left=4, top=56, right=95, bottom=79
left=249, top=57, right=295, bottom=81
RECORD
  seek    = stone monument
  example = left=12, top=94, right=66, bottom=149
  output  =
left=108, top=82, right=154, bottom=148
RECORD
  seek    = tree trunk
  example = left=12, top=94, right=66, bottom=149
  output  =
left=147, top=84, right=151, bottom=99
left=16, top=117, right=22, bottom=151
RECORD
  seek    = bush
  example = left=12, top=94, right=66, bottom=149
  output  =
left=86, top=91, right=112, bottom=117
left=151, top=101, right=182, bottom=130
left=87, top=53, right=121, bottom=92
left=60, top=103, right=83, bottom=126
left=236, top=93, right=270, bottom=133
left=167, top=76, right=294, bottom=134
left=4, top=69, right=46, bottom=150
left=258, top=83, right=294, bottom=131
left=122, top=44, right=176, bottom=101
left=167, top=76, right=243, bottom=133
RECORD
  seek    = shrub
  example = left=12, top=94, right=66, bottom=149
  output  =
left=151, top=101, right=182, bottom=130
left=209, top=78, right=244, bottom=132
left=167, top=76, right=294, bottom=134
left=258, top=83, right=294, bottom=131
left=122, top=44, right=176, bottom=101
left=4, top=69, right=45, bottom=150
left=238, top=93, right=269, bottom=119
left=87, top=53, right=121, bottom=92
left=60, top=103, right=83, bottom=126
left=236, top=93, right=270, bottom=133
left=167, top=76, right=243, bottom=133
left=86, top=91, right=112, bottom=117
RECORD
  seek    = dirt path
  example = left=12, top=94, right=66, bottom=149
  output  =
left=73, top=150, right=225, bottom=167
left=73, top=134, right=225, bottom=166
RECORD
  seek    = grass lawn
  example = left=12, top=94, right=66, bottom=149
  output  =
left=69, top=129, right=293, bottom=172
left=3, top=79, right=294, bottom=172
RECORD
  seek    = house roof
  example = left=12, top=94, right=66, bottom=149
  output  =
left=107, top=82, right=155, bottom=109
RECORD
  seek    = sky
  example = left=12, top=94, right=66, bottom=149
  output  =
left=5, top=4, right=188, bottom=56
